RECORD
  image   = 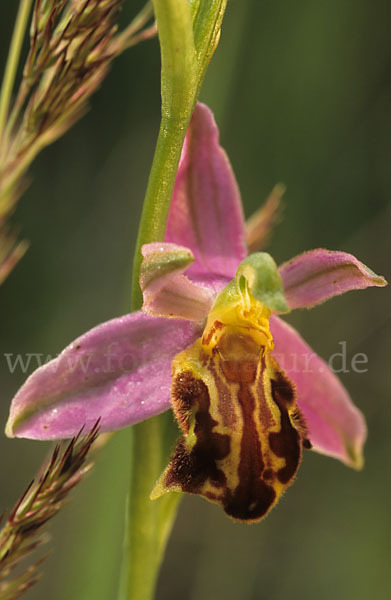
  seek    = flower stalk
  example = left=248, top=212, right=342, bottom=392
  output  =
left=124, top=3, right=228, bottom=600
left=131, top=0, right=228, bottom=307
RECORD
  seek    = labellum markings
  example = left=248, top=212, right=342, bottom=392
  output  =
left=152, top=316, right=312, bottom=523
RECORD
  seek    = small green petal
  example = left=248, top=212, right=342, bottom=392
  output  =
left=140, top=243, right=194, bottom=290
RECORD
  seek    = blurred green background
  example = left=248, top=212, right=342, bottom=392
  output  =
left=1, top=1, right=390, bottom=599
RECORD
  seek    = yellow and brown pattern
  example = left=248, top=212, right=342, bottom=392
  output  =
left=151, top=288, right=311, bottom=523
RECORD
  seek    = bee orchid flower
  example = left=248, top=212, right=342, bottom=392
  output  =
left=6, top=104, right=386, bottom=522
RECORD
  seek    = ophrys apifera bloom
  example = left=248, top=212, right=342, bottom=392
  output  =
left=6, top=104, right=386, bottom=522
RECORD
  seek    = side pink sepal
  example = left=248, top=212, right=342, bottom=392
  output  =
left=270, top=315, right=367, bottom=468
left=6, top=312, right=201, bottom=440
left=279, top=249, right=387, bottom=309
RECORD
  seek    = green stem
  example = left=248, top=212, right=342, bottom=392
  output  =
left=122, top=3, right=229, bottom=599
left=0, top=0, right=33, bottom=144
left=131, top=0, right=196, bottom=307
left=118, top=416, right=181, bottom=600
left=131, top=112, right=193, bottom=308
left=122, top=3, right=197, bottom=598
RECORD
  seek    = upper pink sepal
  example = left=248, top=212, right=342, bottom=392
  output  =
left=6, top=312, right=200, bottom=440
left=279, top=249, right=387, bottom=309
left=165, top=103, right=246, bottom=293
left=140, top=242, right=214, bottom=321
left=270, top=316, right=367, bottom=468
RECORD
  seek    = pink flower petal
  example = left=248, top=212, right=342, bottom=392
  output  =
left=270, top=315, right=367, bottom=468
left=165, top=103, right=247, bottom=293
left=279, top=249, right=387, bottom=309
left=140, top=242, right=214, bottom=320
left=6, top=312, right=201, bottom=440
